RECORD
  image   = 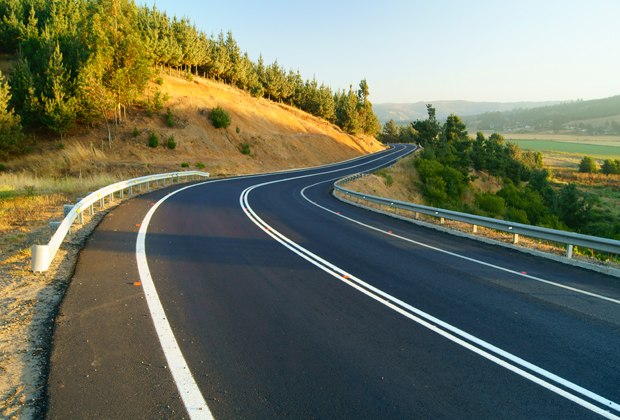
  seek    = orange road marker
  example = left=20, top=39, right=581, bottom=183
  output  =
left=133, top=282, right=142, bottom=286
left=136, top=224, right=140, bottom=227
left=343, top=275, right=349, bottom=279
left=388, top=231, right=392, bottom=233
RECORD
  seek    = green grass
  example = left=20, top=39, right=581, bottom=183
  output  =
left=509, top=140, right=620, bottom=160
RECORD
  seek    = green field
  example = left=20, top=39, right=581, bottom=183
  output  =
left=509, top=140, right=620, bottom=160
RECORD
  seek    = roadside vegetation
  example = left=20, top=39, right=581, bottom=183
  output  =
left=374, top=105, right=620, bottom=261
left=0, top=0, right=381, bottom=166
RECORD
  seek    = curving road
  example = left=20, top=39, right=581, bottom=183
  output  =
left=47, top=144, right=620, bottom=419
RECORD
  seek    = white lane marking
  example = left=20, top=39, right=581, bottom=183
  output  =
left=132, top=146, right=408, bottom=419
left=301, top=179, right=620, bottom=306
left=240, top=180, right=620, bottom=418
left=137, top=184, right=214, bottom=420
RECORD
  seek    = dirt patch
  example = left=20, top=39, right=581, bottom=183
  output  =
left=3, top=73, right=384, bottom=180
left=0, top=181, right=191, bottom=419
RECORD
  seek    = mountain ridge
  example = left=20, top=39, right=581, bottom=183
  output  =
left=373, top=100, right=566, bottom=125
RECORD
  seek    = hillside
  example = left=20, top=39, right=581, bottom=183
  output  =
left=3, top=73, right=382, bottom=181
left=373, top=100, right=563, bottom=125
left=462, top=95, right=620, bottom=134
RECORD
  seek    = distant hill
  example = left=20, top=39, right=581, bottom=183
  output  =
left=462, top=95, right=620, bottom=135
left=373, top=100, right=564, bottom=125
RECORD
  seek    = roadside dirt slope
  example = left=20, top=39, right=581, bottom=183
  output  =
left=7, top=73, right=383, bottom=178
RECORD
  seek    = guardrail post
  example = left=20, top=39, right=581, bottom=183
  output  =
left=49, top=221, right=66, bottom=235
left=440, top=217, right=445, bottom=225
left=100, top=196, right=105, bottom=207
left=89, top=203, right=94, bottom=215
left=414, top=212, right=419, bottom=220
left=31, top=244, right=51, bottom=273
left=513, top=234, right=519, bottom=244
left=109, top=192, right=114, bottom=202
left=472, top=225, right=477, bottom=233
left=567, top=244, right=573, bottom=259
left=129, top=186, right=132, bottom=195
left=120, top=189, right=124, bottom=199
left=63, top=205, right=73, bottom=218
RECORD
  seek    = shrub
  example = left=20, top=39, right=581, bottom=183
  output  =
left=241, top=143, right=250, bottom=155
left=163, top=92, right=170, bottom=101
left=24, top=185, right=35, bottom=197
left=236, top=126, right=240, bottom=133
left=132, top=127, right=139, bottom=137
left=148, top=132, right=159, bottom=148
left=211, top=105, right=231, bottom=128
left=385, top=174, right=394, bottom=187
left=155, top=76, right=164, bottom=85
left=146, top=103, right=153, bottom=118
left=196, top=162, right=205, bottom=169
left=578, top=156, right=597, bottom=173
left=154, top=89, right=164, bottom=112
left=475, top=192, right=506, bottom=215
left=0, top=164, right=5, bottom=172
left=181, top=162, right=189, bottom=168
left=166, top=107, right=174, bottom=127
left=165, top=135, right=176, bottom=149
left=185, top=70, right=194, bottom=82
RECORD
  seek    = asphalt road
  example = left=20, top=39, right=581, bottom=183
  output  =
left=47, top=144, right=620, bottom=419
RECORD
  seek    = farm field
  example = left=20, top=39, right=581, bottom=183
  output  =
left=508, top=140, right=620, bottom=160
left=476, top=132, right=620, bottom=146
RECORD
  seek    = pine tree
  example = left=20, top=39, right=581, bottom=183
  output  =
left=0, top=70, right=27, bottom=158
left=383, top=119, right=398, bottom=137
left=264, top=60, right=283, bottom=101
left=336, top=86, right=359, bottom=134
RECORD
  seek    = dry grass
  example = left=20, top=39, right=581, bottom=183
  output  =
left=552, top=169, right=620, bottom=186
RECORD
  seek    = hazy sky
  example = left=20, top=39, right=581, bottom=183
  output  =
left=142, top=0, right=620, bottom=104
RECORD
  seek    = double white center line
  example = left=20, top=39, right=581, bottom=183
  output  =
left=240, top=164, right=620, bottom=419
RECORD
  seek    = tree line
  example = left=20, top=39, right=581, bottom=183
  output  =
left=381, top=106, right=619, bottom=241
left=462, top=95, right=620, bottom=133
left=0, top=0, right=380, bottom=158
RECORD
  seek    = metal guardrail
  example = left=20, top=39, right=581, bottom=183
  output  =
left=31, top=170, right=210, bottom=272
left=334, top=173, right=620, bottom=258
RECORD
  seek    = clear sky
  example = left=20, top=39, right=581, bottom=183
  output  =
left=142, top=0, right=620, bottom=104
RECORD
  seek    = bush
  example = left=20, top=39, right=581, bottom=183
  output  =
left=196, top=162, right=205, bottom=169
left=185, top=70, right=194, bottom=82
left=132, top=127, right=139, bottom=137
left=146, top=103, right=153, bottom=118
left=166, top=107, right=174, bottom=127
left=155, top=76, right=164, bottom=85
left=181, top=162, right=189, bottom=168
left=236, top=126, right=240, bottom=133
left=154, top=89, right=164, bottom=112
left=578, top=156, right=597, bottom=173
left=385, top=174, right=394, bottom=187
left=165, top=135, right=176, bottom=149
left=475, top=192, right=506, bottom=215
left=211, top=105, right=231, bottom=128
left=163, top=92, right=170, bottom=101
left=148, top=132, right=159, bottom=148
left=241, top=143, right=250, bottom=154
left=0, top=164, right=5, bottom=172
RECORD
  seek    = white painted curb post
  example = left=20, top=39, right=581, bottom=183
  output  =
left=31, top=244, right=50, bottom=272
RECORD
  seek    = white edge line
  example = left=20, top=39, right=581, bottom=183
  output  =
left=304, top=181, right=620, bottom=306
left=239, top=159, right=620, bottom=418
left=130, top=147, right=404, bottom=420
left=137, top=184, right=214, bottom=420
